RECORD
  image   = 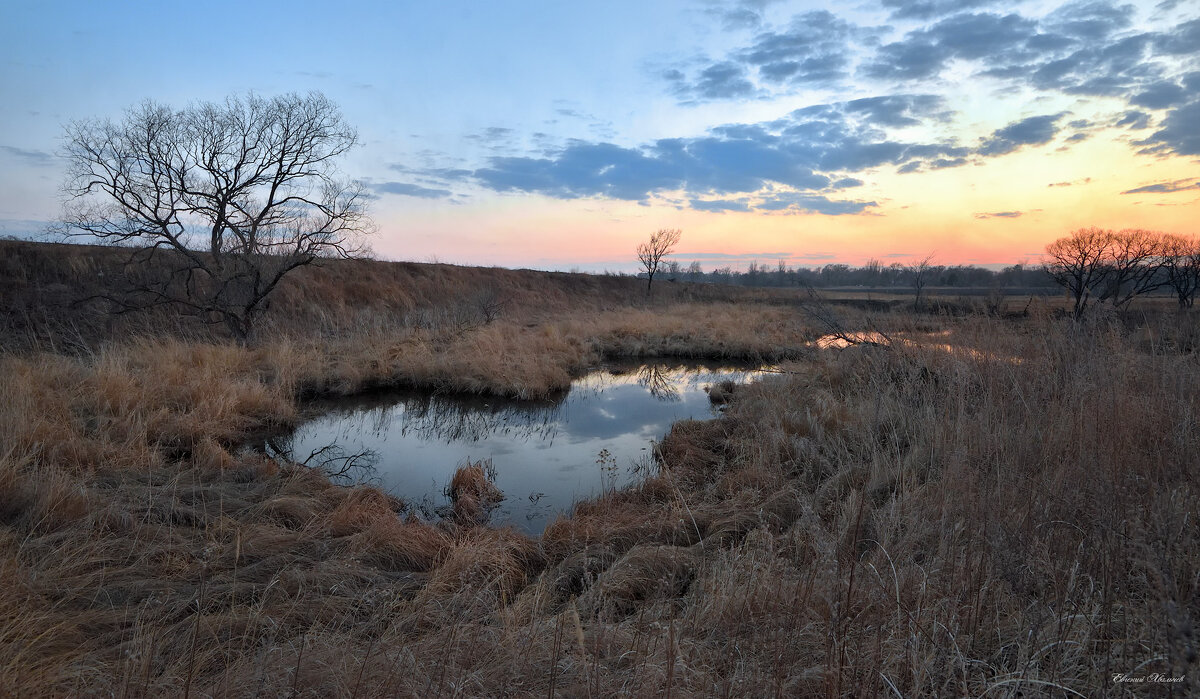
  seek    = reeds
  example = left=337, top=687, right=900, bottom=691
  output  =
left=1, top=241, right=1197, bottom=696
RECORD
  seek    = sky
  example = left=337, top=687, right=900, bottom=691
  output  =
left=1, top=0, right=1198, bottom=272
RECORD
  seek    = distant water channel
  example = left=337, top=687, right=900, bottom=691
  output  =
left=263, top=362, right=772, bottom=534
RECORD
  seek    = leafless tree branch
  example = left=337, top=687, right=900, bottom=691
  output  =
left=59, top=92, right=373, bottom=340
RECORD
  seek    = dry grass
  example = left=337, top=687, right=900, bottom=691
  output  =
left=1, top=240, right=1197, bottom=696
left=448, top=462, right=505, bottom=526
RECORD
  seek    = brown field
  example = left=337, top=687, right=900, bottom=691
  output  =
left=1, top=240, right=1197, bottom=697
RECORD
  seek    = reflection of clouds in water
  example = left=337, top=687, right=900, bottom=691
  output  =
left=276, top=361, right=773, bottom=534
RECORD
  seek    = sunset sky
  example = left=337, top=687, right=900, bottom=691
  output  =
left=2, top=0, right=1198, bottom=271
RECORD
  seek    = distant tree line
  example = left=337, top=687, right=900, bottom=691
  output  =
left=653, top=258, right=1053, bottom=291
left=641, top=228, right=1198, bottom=318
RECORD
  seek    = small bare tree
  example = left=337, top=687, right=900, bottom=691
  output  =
left=908, top=254, right=935, bottom=312
left=1044, top=227, right=1113, bottom=319
left=637, top=228, right=681, bottom=296
left=60, top=91, right=371, bottom=340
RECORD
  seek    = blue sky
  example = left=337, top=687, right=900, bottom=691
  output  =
left=2, top=0, right=1198, bottom=270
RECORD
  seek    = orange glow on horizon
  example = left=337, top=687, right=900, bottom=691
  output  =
left=367, top=129, right=1199, bottom=271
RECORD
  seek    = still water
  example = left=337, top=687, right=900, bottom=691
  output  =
left=265, top=362, right=770, bottom=534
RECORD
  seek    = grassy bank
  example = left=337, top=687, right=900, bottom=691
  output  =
left=1, top=241, right=1197, bottom=696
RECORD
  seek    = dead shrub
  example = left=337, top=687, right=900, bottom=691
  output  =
left=353, top=518, right=450, bottom=572
left=448, top=461, right=503, bottom=505
left=548, top=546, right=618, bottom=603
left=705, top=379, right=738, bottom=405
left=189, top=437, right=235, bottom=472
left=424, top=528, right=541, bottom=599
left=656, top=419, right=726, bottom=475
left=256, top=496, right=318, bottom=530
left=447, top=460, right=503, bottom=526
left=325, top=486, right=403, bottom=537
left=583, top=544, right=700, bottom=618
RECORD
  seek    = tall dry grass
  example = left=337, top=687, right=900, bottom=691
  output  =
left=1, top=240, right=1197, bottom=696
left=0, top=239, right=796, bottom=352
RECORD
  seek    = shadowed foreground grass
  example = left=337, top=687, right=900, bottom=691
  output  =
left=1, top=247, right=1197, bottom=696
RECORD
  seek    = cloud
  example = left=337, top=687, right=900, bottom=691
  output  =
left=1138, top=98, right=1200, bottom=155
left=700, top=0, right=786, bottom=31
left=974, top=211, right=1023, bottom=218
left=1129, top=81, right=1187, bottom=109
left=691, top=62, right=756, bottom=99
left=879, top=0, right=1003, bottom=20
left=978, top=113, right=1066, bottom=156
left=716, top=7, right=764, bottom=30
left=1115, top=110, right=1152, bottom=129
left=756, top=192, right=877, bottom=215
left=1120, top=178, right=1200, bottom=194
left=668, top=10, right=866, bottom=100
left=464, top=127, right=516, bottom=148
left=689, top=197, right=752, bottom=213
left=389, top=164, right=473, bottom=180
left=862, top=12, right=1039, bottom=81
left=860, top=39, right=948, bottom=81
left=671, top=0, right=1200, bottom=172
left=463, top=0, right=1200, bottom=217
left=736, top=11, right=859, bottom=82
left=1048, top=177, right=1092, bottom=187
left=1043, top=0, right=1136, bottom=42
left=1153, top=17, right=1200, bottom=54
left=842, top=94, right=952, bottom=127
left=474, top=142, right=683, bottom=200
left=929, top=157, right=968, bottom=169
left=859, top=1, right=1194, bottom=121
left=464, top=95, right=987, bottom=213
left=0, top=145, right=54, bottom=166
left=366, top=181, right=453, bottom=198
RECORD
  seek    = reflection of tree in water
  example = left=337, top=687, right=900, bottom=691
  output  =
left=625, top=362, right=770, bottom=402
left=395, top=393, right=563, bottom=443
left=635, top=364, right=681, bottom=402
left=260, top=437, right=381, bottom=484
left=279, top=387, right=566, bottom=447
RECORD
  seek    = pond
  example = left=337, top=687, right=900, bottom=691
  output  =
left=261, top=362, right=772, bottom=534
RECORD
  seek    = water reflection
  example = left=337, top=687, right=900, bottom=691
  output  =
left=636, top=364, right=681, bottom=401
left=269, top=361, right=770, bottom=534
left=812, top=331, right=1020, bottom=363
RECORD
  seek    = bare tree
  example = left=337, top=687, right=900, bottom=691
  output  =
left=1044, top=227, right=1113, bottom=319
left=864, top=257, right=883, bottom=285
left=60, top=91, right=372, bottom=340
left=636, top=228, right=681, bottom=296
left=908, top=254, right=935, bottom=312
left=1159, top=234, right=1200, bottom=309
left=1097, top=228, right=1164, bottom=310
